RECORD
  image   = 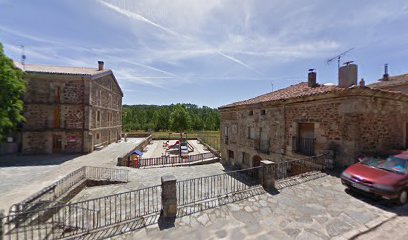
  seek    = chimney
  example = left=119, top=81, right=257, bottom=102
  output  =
left=338, top=62, right=357, bottom=88
left=308, top=69, right=317, bottom=87
left=382, top=64, right=389, bottom=81
left=359, top=78, right=365, bottom=88
left=98, top=61, right=104, bottom=71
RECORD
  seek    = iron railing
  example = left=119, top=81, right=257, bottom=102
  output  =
left=2, top=185, right=161, bottom=240
left=176, top=166, right=261, bottom=206
left=272, top=153, right=331, bottom=181
left=9, top=167, right=129, bottom=215
left=292, top=136, right=315, bottom=156
left=129, top=152, right=217, bottom=168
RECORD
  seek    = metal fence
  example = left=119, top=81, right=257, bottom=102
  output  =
left=292, top=137, right=316, bottom=156
left=176, top=166, right=261, bottom=206
left=9, top=167, right=129, bottom=216
left=273, top=153, right=331, bottom=181
left=133, top=152, right=217, bottom=168
left=2, top=185, right=161, bottom=240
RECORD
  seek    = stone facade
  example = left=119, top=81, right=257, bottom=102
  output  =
left=220, top=87, right=408, bottom=167
left=17, top=62, right=123, bottom=154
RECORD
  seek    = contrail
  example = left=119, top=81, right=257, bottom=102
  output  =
left=97, top=0, right=261, bottom=74
left=0, top=25, right=60, bottom=45
left=121, top=59, right=178, bottom=77
left=97, top=0, right=186, bottom=39
left=217, top=50, right=261, bottom=75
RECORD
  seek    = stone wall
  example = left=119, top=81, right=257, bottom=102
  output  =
left=21, top=72, right=123, bottom=154
left=22, top=130, right=83, bottom=154
left=89, top=74, right=122, bottom=149
left=220, top=89, right=408, bottom=166
left=23, top=104, right=84, bottom=130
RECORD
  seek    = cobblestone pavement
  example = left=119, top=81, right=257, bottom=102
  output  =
left=0, top=138, right=144, bottom=211
left=108, top=174, right=405, bottom=240
left=355, top=210, right=408, bottom=240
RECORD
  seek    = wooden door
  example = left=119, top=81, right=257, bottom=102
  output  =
left=52, top=135, right=62, bottom=153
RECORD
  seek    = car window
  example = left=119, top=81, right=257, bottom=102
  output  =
left=379, top=157, right=407, bottom=174
left=360, top=156, right=407, bottom=174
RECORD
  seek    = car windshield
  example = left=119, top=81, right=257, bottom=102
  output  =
left=361, top=156, right=408, bottom=174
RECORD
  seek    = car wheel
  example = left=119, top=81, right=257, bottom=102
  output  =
left=398, top=190, right=408, bottom=205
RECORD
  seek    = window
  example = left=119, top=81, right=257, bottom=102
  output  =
left=241, top=152, right=250, bottom=165
left=248, top=127, right=255, bottom=139
left=96, top=133, right=100, bottom=140
left=249, top=110, right=253, bottom=116
left=97, top=110, right=101, bottom=122
left=228, top=150, right=234, bottom=160
left=54, top=108, right=61, bottom=128
left=261, top=109, right=266, bottom=115
left=224, top=126, right=229, bottom=144
left=54, top=86, right=61, bottom=102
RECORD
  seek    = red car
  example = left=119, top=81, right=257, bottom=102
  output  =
left=341, top=151, right=408, bottom=205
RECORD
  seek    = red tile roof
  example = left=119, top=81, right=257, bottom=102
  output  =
left=369, top=74, right=408, bottom=88
left=220, top=82, right=342, bottom=109
left=14, top=62, right=111, bottom=76
left=220, top=81, right=408, bottom=109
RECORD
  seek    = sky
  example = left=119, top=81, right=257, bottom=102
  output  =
left=1, top=0, right=408, bottom=108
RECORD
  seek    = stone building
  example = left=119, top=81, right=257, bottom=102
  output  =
left=219, top=64, right=408, bottom=167
left=369, top=65, right=408, bottom=94
left=14, top=61, right=123, bottom=154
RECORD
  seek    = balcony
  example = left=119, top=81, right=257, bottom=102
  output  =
left=255, top=139, right=270, bottom=154
left=292, top=136, right=315, bottom=156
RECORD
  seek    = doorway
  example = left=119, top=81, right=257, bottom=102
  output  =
left=297, top=123, right=315, bottom=155
left=252, top=155, right=262, bottom=167
left=52, top=135, right=62, bottom=153
left=405, top=122, right=408, bottom=149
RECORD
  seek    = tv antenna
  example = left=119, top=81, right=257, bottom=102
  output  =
left=327, top=48, right=354, bottom=69
left=20, top=45, right=26, bottom=66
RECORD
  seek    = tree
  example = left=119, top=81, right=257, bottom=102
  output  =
left=0, top=43, right=26, bottom=141
left=169, top=104, right=192, bottom=132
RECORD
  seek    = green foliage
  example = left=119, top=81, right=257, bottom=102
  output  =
left=169, top=104, right=191, bottom=132
left=122, top=103, right=220, bottom=132
left=0, top=43, right=26, bottom=141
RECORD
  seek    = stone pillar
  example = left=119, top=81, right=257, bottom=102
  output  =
left=0, top=209, right=4, bottom=240
left=259, top=160, right=276, bottom=189
left=161, top=175, right=177, bottom=218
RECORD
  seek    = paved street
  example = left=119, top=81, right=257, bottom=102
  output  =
left=2, top=144, right=407, bottom=239
left=109, top=173, right=404, bottom=240
left=0, top=138, right=144, bottom=212
left=355, top=210, right=408, bottom=240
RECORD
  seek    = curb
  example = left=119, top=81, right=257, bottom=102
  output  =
left=332, top=212, right=397, bottom=240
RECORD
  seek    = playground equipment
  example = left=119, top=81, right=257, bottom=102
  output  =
left=164, top=133, right=195, bottom=156
left=128, top=149, right=143, bottom=168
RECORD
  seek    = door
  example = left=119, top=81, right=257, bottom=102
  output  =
left=406, top=122, right=408, bottom=148
left=52, top=135, right=62, bottom=153
left=297, top=123, right=315, bottom=155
